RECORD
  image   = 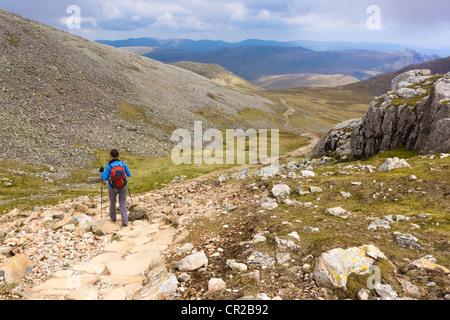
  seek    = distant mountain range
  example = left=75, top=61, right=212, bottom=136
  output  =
left=97, top=37, right=441, bottom=85
left=97, top=37, right=450, bottom=57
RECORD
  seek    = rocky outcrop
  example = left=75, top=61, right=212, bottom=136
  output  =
left=313, top=70, right=450, bottom=158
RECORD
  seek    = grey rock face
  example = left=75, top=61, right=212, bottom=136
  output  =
left=313, top=70, right=450, bottom=159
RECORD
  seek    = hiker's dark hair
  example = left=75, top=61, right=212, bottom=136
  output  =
left=110, top=149, right=119, bottom=158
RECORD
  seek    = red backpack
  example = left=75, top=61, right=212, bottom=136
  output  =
left=108, top=162, right=127, bottom=190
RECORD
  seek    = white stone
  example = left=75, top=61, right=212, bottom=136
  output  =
left=175, top=251, right=208, bottom=271
left=272, top=184, right=291, bottom=198
left=378, top=157, right=412, bottom=172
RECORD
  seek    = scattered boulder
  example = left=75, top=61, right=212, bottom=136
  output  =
left=368, top=219, right=391, bottom=231
left=393, top=232, right=422, bottom=250
left=208, top=278, right=227, bottom=293
left=325, top=207, right=352, bottom=219
left=258, top=165, right=279, bottom=178
left=313, top=245, right=387, bottom=290
left=374, top=283, right=398, bottom=300
left=300, top=170, right=316, bottom=178
left=260, top=197, right=278, bottom=210
left=0, top=254, right=33, bottom=286
left=52, top=216, right=79, bottom=231
left=247, top=250, right=274, bottom=268
left=134, top=265, right=179, bottom=300
left=357, top=288, right=371, bottom=300
left=271, top=184, right=291, bottom=198
left=226, top=260, right=248, bottom=272
left=378, top=158, right=412, bottom=172
left=407, top=256, right=449, bottom=274
left=175, top=251, right=208, bottom=271
left=297, top=185, right=323, bottom=195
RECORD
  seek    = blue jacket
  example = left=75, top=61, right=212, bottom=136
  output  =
left=101, top=160, right=131, bottom=188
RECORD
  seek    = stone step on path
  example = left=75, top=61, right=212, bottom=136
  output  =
left=30, top=215, right=177, bottom=300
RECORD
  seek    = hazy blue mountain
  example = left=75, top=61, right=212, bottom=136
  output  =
left=142, top=46, right=439, bottom=81
left=96, top=37, right=450, bottom=56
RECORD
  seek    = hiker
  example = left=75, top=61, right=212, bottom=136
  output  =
left=99, top=149, right=131, bottom=226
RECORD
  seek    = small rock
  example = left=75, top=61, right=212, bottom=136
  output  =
left=340, top=191, right=352, bottom=198
left=408, top=256, right=450, bottom=274
left=374, top=283, right=398, bottom=300
left=247, top=250, right=274, bottom=268
left=208, top=278, right=226, bottom=293
left=175, top=251, right=208, bottom=271
left=393, top=232, right=422, bottom=250
left=325, top=207, right=352, bottom=219
left=275, top=236, right=300, bottom=249
left=357, top=288, right=371, bottom=300
left=260, top=197, right=278, bottom=210
left=272, top=184, right=291, bottom=198
left=258, top=165, right=279, bottom=178
left=300, top=170, right=316, bottom=178
left=398, top=278, right=421, bottom=298
left=227, top=260, right=248, bottom=272
left=378, top=158, right=412, bottom=172
left=0, top=254, right=33, bottom=285
left=249, top=234, right=267, bottom=243
left=218, top=173, right=229, bottom=182
left=176, top=243, right=195, bottom=254
left=52, top=216, right=79, bottom=230
left=368, top=219, right=391, bottom=231
left=276, top=252, right=291, bottom=265
left=177, top=273, right=191, bottom=282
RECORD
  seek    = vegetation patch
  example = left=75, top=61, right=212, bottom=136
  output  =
left=6, top=33, right=20, bottom=47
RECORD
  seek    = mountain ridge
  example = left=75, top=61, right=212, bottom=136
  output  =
left=136, top=45, right=438, bottom=83
left=97, top=37, right=450, bottom=57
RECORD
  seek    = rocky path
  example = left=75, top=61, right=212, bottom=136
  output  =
left=29, top=221, right=177, bottom=300
left=0, top=191, right=183, bottom=300
left=2, top=151, right=449, bottom=301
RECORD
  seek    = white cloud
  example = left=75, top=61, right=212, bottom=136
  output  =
left=227, top=2, right=247, bottom=22
left=1, top=0, right=450, bottom=49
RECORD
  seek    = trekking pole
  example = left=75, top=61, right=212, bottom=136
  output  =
left=127, top=184, right=135, bottom=213
left=99, top=173, right=103, bottom=219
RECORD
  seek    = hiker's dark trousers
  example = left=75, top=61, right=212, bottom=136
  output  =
left=108, top=186, right=128, bottom=226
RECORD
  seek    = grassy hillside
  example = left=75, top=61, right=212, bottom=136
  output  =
left=253, top=73, right=359, bottom=90
left=260, top=86, right=375, bottom=134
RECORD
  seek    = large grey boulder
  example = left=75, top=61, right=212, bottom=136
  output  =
left=271, top=184, right=291, bottom=198
left=391, top=69, right=431, bottom=90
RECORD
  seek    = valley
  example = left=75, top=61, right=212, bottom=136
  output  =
left=0, top=7, right=449, bottom=302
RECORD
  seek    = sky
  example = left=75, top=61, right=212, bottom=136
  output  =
left=1, top=0, right=450, bottom=51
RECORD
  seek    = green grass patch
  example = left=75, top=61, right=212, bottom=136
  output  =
left=237, top=108, right=271, bottom=121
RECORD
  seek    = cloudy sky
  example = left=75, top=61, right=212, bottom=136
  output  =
left=1, top=0, right=450, bottom=50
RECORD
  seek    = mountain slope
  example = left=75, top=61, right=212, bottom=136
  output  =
left=345, top=56, right=450, bottom=96
left=0, top=9, right=276, bottom=168
left=170, top=61, right=263, bottom=92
